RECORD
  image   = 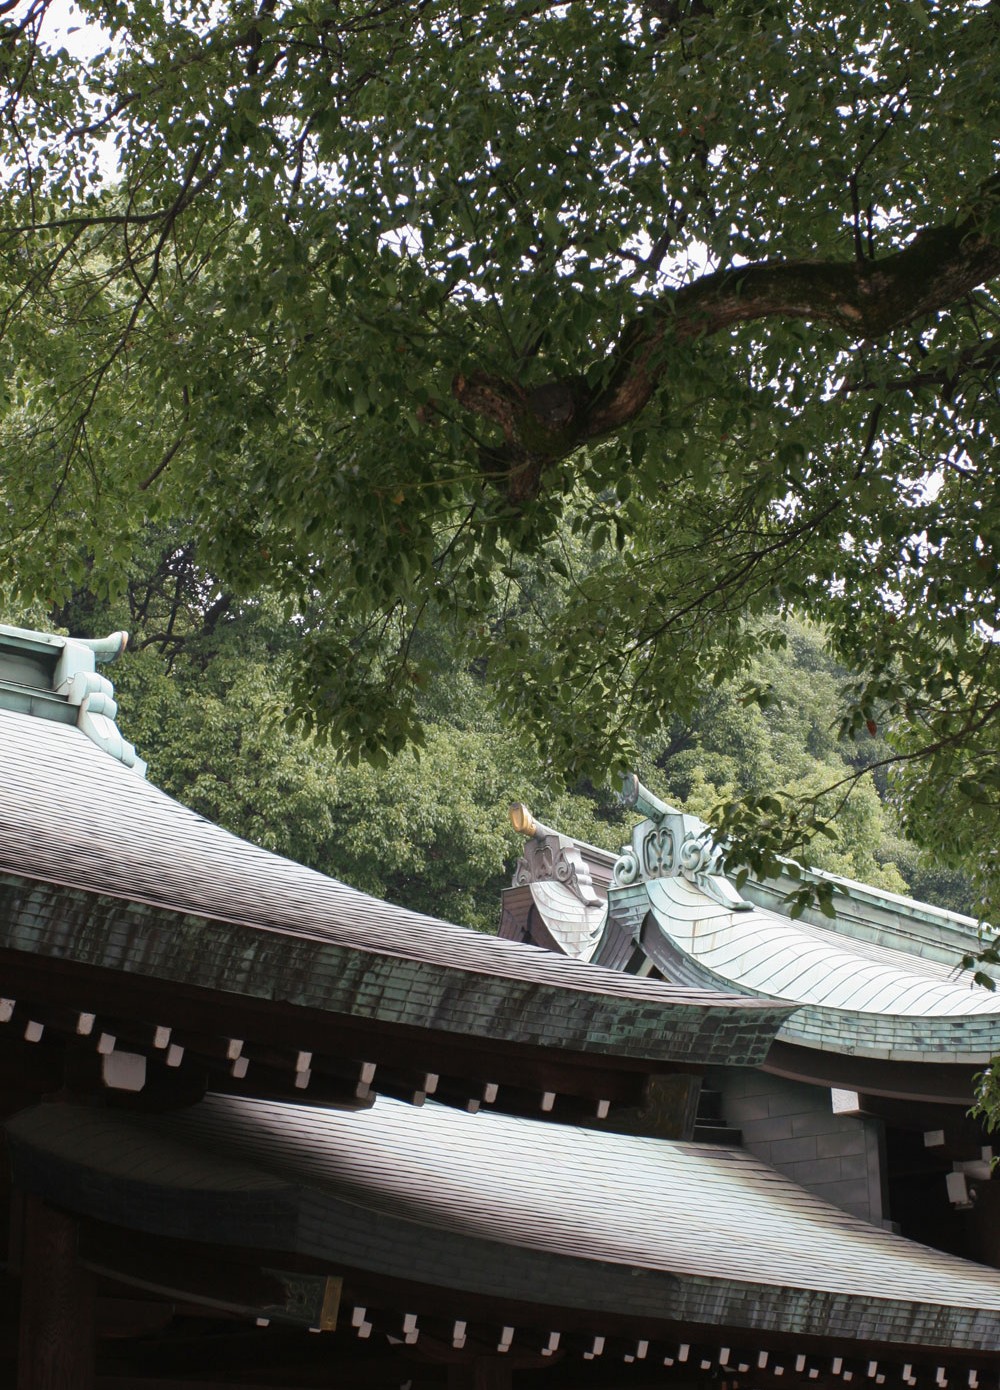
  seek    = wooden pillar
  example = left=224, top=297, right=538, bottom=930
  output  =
left=16, top=1194, right=94, bottom=1390
left=447, top=1358, right=514, bottom=1390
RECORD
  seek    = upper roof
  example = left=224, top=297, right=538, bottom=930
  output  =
left=636, top=876, right=1000, bottom=1062
left=0, top=705, right=790, bottom=1071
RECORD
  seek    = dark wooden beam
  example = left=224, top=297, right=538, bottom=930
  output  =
left=0, top=947, right=684, bottom=1110
left=96, top=1381, right=365, bottom=1390
left=94, top=1299, right=174, bottom=1340
left=447, top=1360, right=513, bottom=1390
left=765, top=1040, right=978, bottom=1104
left=16, top=1195, right=95, bottom=1390
left=80, top=1226, right=333, bottom=1331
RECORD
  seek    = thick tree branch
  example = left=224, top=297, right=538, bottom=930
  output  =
left=455, top=181, right=1000, bottom=502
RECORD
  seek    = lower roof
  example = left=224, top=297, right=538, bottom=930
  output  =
left=7, top=1095, right=1000, bottom=1355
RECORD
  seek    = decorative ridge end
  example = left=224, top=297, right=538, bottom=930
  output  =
left=619, top=772, right=676, bottom=823
left=0, top=623, right=146, bottom=777
left=614, top=775, right=750, bottom=913
left=79, top=630, right=129, bottom=663
left=509, top=803, right=602, bottom=907
left=510, top=802, right=541, bottom=838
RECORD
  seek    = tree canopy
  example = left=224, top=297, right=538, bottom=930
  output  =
left=2, top=0, right=1000, bottom=903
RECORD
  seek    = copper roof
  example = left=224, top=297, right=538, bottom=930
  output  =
left=0, top=708, right=791, bottom=1065
left=8, top=1095, right=1000, bottom=1353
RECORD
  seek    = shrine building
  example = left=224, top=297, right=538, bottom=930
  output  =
left=0, top=622, right=998, bottom=1390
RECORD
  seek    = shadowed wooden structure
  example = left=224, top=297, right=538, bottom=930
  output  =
left=503, top=780, right=1000, bottom=1260
left=0, top=626, right=998, bottom=1389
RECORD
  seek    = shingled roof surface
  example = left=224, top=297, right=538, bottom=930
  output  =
left=8, top=1095, right=1000, bottom=1352
left=0, top=709, right=791, bottom=1061
left=633, top=876, right=1000, bottom=1062
left=647, top=878, right=1000, bottom=1015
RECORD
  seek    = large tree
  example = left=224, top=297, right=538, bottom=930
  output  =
left=2, top=0, right=1000, bottom=899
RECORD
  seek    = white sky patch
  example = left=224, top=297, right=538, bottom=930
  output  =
left=29, top=1, right=120, bottom=182
left=38, top=0, right=108, bottom=61
left=378, top=225, right=424, bottom=258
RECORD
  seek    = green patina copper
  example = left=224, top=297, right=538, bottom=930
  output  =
left=0, top=871, right=791, bottom=1065
left=595, top=775, right=1000, bottom=1061
left=634, top=912, right=1000, bottom=1064
left=0, top=624, right=144, bottom=773
left=615, top=774, right=751, bottom=913
left=740, top=863, right=995, bottom=973
left=617, top=772, right=996, bottom=970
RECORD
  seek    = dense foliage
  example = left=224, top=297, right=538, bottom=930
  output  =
left=1, top=2, right=999, bottom=907
left=40, top=550, right=971, bottom=933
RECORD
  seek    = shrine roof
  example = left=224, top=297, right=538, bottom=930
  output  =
left=8, top=1094, right=1000, bottom=1355
left=507, top=780, right=992, bottom=973
left=506, top=780, right=1000, bottom=1062
left=0, top=706, right=791, bottom=1067
left=629, top=875, right=1000, bottom=1063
